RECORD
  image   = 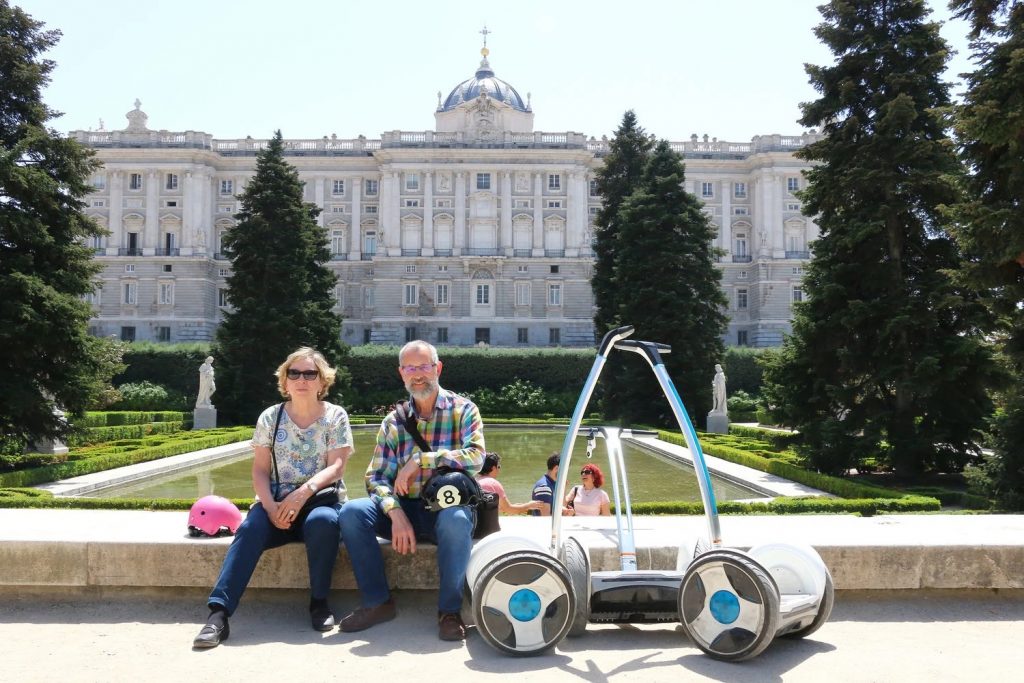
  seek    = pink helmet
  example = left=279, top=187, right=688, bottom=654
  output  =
left=188, top=495, right=242, bottom=537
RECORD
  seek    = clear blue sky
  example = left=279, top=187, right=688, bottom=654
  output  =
left=17, top=0, right=972, bottom=142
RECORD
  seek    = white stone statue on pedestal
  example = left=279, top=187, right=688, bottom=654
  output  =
left=196, top=356, right=216, bottom=408
left=712, top=363, right=727, bottom=414
left=707, top=363, right=729, bottom=434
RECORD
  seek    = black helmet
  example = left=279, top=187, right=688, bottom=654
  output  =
left=422, top=466, right=482, bottom=512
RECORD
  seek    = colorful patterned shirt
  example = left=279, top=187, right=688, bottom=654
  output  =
left=252, top=402, right=353, bottom=502
left=365, top=387, right=485, bottom=514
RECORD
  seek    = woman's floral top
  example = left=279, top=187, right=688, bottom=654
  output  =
left=252, top=401, right=352, bottom=501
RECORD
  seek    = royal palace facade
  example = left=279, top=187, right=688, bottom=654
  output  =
left=75, top=48, right=821, bottom=348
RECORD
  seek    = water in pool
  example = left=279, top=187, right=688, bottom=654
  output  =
left=90, top=428, right=759, bottom=503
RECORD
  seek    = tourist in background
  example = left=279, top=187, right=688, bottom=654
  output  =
left=476, top=451, right=542, bottom=514
left=565, top=463, right=611, bottom=516
left=193, top=347, right=352, bottom=649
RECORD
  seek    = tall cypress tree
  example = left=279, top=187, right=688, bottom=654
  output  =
left=0, top=2, right=120, bottom=448
left=948, top=0, right=1024, bottom=508
left=613, top=140, right=728, bottom=425
left=761, top=0, right=995, bottom=477
left=592, top=110, right=654, bottom=340
left=591, top=111, right=654, bottom=420
left=214, top=131, right=347, bottom=425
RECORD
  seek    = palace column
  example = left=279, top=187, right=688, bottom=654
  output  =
left=423, top=171, right=434, bottom=255
left=532, top=172, right=543, bottom=256
left=500, top=171, right=512, bottom=255
left=313, top=176, right=325, bottom=226
left=108, top=172, right=123, bottom=255
left=454, top=172, right=466, bottom=253
left=720, top=178, right=732, bottom=257
left=145, top=171, right=159, bottom=254
left=349, top=175, right=362, bottom=260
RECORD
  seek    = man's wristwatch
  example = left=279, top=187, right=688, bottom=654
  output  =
left=304, top=481, right=318, bottom=494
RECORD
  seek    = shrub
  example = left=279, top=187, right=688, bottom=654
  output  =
left=110, top=382, right=187, bottom=412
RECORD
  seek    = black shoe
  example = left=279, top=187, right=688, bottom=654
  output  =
left=192, top=620, right=229, bottom=649
left=311, top=604, right=336, bottom=632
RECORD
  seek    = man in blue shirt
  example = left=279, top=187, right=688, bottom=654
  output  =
left=530, top=452, right=561, bottom=516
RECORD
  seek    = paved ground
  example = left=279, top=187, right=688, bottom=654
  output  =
left=1, top=587, right=1021, bottom=682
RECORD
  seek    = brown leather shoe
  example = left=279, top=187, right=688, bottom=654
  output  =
left=438, top=612, right=466, bottom=641
left=339, top=598, right=396, bottom=633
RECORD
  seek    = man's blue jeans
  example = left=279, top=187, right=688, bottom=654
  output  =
left=339, top=497, right=474, bottom=614
left=207, top=502, right=342, bottom=615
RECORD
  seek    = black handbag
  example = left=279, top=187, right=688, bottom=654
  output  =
left=395, top=401, right=499, bottom=539
left=269, top=404, right=340, bottom=525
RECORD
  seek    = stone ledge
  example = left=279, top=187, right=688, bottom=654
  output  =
left=2, top=510, right=1022, bottom=592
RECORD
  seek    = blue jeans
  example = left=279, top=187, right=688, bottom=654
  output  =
left=339, top=497, right=474, bottom=614
left=208, top=501, right=342, bottom=615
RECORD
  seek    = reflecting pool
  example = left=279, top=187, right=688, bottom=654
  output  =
left=90, top=428, right=759, bottom=503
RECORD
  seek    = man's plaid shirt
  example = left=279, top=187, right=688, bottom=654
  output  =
left=364, top=387, right=485, bottom=514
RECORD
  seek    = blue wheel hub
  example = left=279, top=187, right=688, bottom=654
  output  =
left=508, top=588, right=542, bottom=622
left=709, top=590, right=740, bottom=624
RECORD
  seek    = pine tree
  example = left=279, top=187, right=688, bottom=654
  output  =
left=0, top=1, right=119, bottom=448
left=761, top=0, right=996, bottom=477
left=948, top=0, right=1024, bottom=508
left=591, top=110, right=654, bottom=341
left=612, top=140, right=728, bottom=426
left=213, top=131, right=348, bottom=425
left=590, top=111, right=654, bottom=421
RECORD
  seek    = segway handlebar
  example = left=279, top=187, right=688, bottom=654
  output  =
left=597, top=325, right=634, bottom=357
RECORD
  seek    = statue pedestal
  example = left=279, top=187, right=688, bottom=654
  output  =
left=706, top=411, right=729, bottom=434
left=193, top=406, right=217, bottom=430
left=30, top=436, right=69, bottom=456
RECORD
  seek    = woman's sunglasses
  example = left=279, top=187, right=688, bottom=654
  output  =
left=580, top=469, right=595, bottom=476
left=286, top=368, right=319, bottom=381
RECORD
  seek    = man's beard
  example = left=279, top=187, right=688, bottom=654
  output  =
left=406, top=377, right=438, bottom=401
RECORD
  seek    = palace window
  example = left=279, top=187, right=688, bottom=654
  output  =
left=517, top=328, right=529, bottom=344
left=403, top=284, right=418, bottom=306
left=405, top=173, right=419, bottom=191
left=548, top=174, right=561, bottom=191
left=129, top=173, right=143, bottom=190
left=737, top=288, right=748, bottom=310
left=515, top=281, right=531, bottom=306
left=332, top=180, right=345, bottom=195
left=734, top=182, right=747, bottom=198
left=365, top=179, right=378, bottom=196
left=701, top=182, right=714, bottom=198
left=436, top=327, right=448, bottom=344
left=165, top=173, right=178, bottom=190
left=220, top=179, right=234, bottom=195
left=787, top=177, right=799, bottom=192
left=436, top=283, right=449, bottom=305
left=548, top=283, right=562, bottom=306
left=476, top=173, right=491, bottom=190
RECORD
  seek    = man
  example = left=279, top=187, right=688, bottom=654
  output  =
left=530, top=452, right=561, bottom=516
left=338, top=340, right=484, bottom=642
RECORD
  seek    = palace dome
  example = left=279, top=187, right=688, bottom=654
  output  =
left=439, top=50, right=530, bottom=113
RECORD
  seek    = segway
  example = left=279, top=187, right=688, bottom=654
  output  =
left=466, top=325, right=834, bottom=660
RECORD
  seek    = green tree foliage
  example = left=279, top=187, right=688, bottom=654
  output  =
left=947, top=0, right=1024, bottom=508
left=611, top=140, right=728, bottom=426
left=591, top=110, right=654, bottom=341
left=762, top=0, right=996, bottom=477
left=0, top=2, right=120, bottom=448
left=213, top=131, right=348, bottom=425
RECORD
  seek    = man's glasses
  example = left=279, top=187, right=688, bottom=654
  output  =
left=400, top=363, right=437, bottom=374
left=286, top=368, right=319, bottom=381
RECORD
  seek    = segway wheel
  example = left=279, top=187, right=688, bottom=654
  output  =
left=678, top=549, right=781, bottom=662
left=472, top=550, right=575, bottom=656
left=559, top=536, right=591, bottom=637
left=781, top=570, right=834, bottom=639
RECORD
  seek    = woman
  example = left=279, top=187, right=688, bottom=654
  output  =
left=193, top=347, right=353, bottom=649
left=476, top=452, right=542, bottom=514
left=565, top=463, right=611, bottom=516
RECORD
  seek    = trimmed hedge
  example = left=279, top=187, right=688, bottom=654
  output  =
left=0, top=427, right=252, bottom=488
left=659, top=431, right=916, bottom=501
left=0, top=488, right=938, bottom=515
left=78, top=411, right=186, bottom=427
left=67, top=421, right=183, bottom=447
left=728, top=424, right=801, bottom=450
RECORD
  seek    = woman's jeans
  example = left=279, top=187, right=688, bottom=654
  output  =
left=339, top=497, right=474, bottom=614
left=207, top=501, right=342, bottom=615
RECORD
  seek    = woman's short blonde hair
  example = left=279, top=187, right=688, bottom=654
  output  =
left=275, top=347, right=336, bottom=400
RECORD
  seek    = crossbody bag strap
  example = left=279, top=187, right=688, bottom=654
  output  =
left=396, top=400, right=432, bottom=454
left=270, top=403, right=284, bottom=500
